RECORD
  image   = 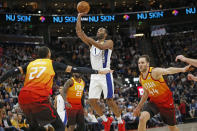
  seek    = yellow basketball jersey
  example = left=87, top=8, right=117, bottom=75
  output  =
left=66, top=77, right=85, bottom=108
left=23, top=59, right=55, bottom=96
left=140, top=67, right=172, bottom=104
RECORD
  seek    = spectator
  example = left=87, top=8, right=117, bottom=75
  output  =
left=179, top=99, right=186, bottom=122
left=189, top=99, right=196, bottom=118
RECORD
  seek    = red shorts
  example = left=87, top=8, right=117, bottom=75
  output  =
left=18, top=90, right=58, bottom=126
left=143, top=102, right=176, bottom=126
left=66, top=107, right=84, bottom=126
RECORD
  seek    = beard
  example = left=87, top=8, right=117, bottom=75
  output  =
left=96, top=34, right=105, bottom=40
left=74, top=75, right=80, bottom=79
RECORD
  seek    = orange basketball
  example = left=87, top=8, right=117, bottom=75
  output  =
left=77, top=1, right=90, bottom=13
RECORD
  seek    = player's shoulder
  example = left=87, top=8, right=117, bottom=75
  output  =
left=106, top=39, right=113, bottom=43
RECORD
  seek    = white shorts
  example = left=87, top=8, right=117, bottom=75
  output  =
left=89, top=73, right=114, bottom=99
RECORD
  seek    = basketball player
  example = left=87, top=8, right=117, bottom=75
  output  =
left=134, top=55, right=190, bottom=131
left=76, top=13, right=125, bottom=131
left=0, top=46, right=112, bottom=131
left=54, top=87, right=69, bottom=131
left=61, top=73, right=85, bottom=131
left=176, top=55, right=197, bottom=81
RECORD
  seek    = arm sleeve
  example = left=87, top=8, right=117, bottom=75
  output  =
left=0, top=68, right=21, bottom=83
left=53, top=61, right=99, bottom=74
left=71, top=67, right=98, bottom=74
left=52, top=61, right=68, bottom=72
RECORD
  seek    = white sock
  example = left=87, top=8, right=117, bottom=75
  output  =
left=117, top=116, right=123, bottom=124
left=101, top=115, right=107, bottom=122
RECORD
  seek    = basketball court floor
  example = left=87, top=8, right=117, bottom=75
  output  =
left=146, top=123, right=197, bottom=131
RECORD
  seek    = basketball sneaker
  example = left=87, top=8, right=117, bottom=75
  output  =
left=102, top=117, right=113, bottom=131
left=118, top=120, right=125, bottom=131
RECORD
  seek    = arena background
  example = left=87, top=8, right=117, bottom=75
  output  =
left=0, top=0, right=197, bottom=130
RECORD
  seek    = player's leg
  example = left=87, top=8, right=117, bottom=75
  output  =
left=88, top=79, right=104, bottom=116
left=49, top=105, right=65, bottom=131
left=168, top=126, right=179, bottom=131
left=106, top=98, right=121, bottom=118
left=103, top=73, right=125, bottom=131
left=138, top=111, right=150, bottom=131
left=138, top=102, right=158, bottom=131
left=160, top=106, right=179, bottom=131
left=68, top=125, right=75, bottom=131
left=76, top=108, right=85, bottom=131
left=66, top=109, right=77, bottom=131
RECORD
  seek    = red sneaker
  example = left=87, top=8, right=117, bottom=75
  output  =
left=102, top=117, right=114, bottom=131
left=118, top=120, right=125, bottom=131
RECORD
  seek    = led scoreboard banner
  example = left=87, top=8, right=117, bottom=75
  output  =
left=0, top=7, right=196, bottom=24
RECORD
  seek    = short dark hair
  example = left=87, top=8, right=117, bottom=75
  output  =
left=139, top=55, right=150, bottom=63
left=38, top=46, right=50, bottom=58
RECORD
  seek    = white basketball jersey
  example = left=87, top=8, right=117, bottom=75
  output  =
left=90, top=44, right=112, bottom=70
left=56, top=94, right=66, bottom=122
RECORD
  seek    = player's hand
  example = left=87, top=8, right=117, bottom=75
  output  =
left=175, top=55, right=186, bottom=62
left=188, top=74, right=196, bottom=81
left=133, top=107, right=141, bottom=117
left=98, top=70, right=114, bottom=74
left=65, top=102, right=72, bottom=108
left=78, top=13, right=87, bottom=17
left=182, top=65, right=191, bottom=72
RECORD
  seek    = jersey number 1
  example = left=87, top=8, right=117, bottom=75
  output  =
left=29, top=67, right=46, bottom=80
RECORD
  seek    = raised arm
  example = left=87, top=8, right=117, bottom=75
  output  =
left=76, top=13, right=91, bottom=47
left=76, top=13, right=113, bottom=50
left=151, top=65, right=190, bottom=80
left=133, top=87, right=149, bottom=116
left=176, top=55, right=197, bottom=67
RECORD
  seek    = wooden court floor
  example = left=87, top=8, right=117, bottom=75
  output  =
left=146, top=122, right=197, bottom=131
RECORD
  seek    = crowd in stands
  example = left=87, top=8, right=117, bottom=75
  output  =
left=1, top=0, right=197, bottom=15
left=0, top=30, right=197, bottom=130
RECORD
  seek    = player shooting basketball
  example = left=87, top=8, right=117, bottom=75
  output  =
left=75, top=4, right=125, bottom=130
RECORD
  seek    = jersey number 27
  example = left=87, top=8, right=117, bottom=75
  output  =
left=29, top=67, right=46, bottom=80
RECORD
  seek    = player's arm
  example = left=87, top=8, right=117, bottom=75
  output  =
left=76, top=13, right=91, bottom=47
left=0, top=64, right=28, bottom=83
left=133, top=87, right=149, bottom=116
left=54, top=96, right=57, bottom=109
left=176, top=55, right=197, bottom=67
left=53, top=61, right=112, bottom=74
left=60, top=79, right=73, bottom=101
left=188, top=74, right=197, bottom=81
left=76, top=13, right=113, bottom=50
left=151, top=65, right=191, bottom=80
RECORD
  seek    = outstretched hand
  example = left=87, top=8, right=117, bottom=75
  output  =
left=98, top=70, right=114, bottom=74
left=188, top=74, right=196, bottom=81
left=182, top=65, right=191, bottom=72
left=175, top=55, right=186, bottom=62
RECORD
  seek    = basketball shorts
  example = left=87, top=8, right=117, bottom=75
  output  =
left=18, top=90, right=63, bottom=127
left=89, top=73, right=114, bottom=99
left=142, top=102, right=176, bottom=126
left=66, top=108, right=84, bottom=126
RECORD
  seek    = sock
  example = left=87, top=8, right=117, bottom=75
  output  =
left=101, top=115, right=107, bottom=122
left=117, top=116, right=123, bottom=124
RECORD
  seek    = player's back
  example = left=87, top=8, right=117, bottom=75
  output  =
left=22, top=59, right=55, bottom=96
left=90, top=41, right=112, bottom=79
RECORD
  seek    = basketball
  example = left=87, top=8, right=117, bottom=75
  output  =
left=77, top=1, right=90, bottom=13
